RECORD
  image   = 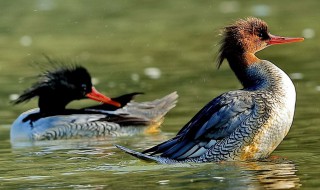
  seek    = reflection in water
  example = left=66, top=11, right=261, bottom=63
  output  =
left=6, top=130, right=302, bottom=189
left=162, top=158, right=302, bottom=190
left=9, top=132, right=173, bottom=160
left=220, top=159, right=301, bottom=189
left=101, top=157, right=302, bottom=190
left=2, top=131, right=302, bottom=190
left=252, top=161, right=301, bottom=189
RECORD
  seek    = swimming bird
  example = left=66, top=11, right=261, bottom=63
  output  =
left=11, top=65, right=178, bottom=142
left=116, top=17, right=304, bottom=163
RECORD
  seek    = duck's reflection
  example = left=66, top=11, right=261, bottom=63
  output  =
left=10, top=132, right=302, bottom=190
left=244, top=158, right=301, bottom=189
left=213, top=157, right=301, bottom=189
left=149, top=156, right=301, bottom=190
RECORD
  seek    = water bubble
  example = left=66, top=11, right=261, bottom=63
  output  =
left=91, top=77, right=100, bottom=85
left=36, top=0, right=56, bottom=11
left=251, top=4, right=271, bottom=17
left=302, top=28, right=315, bottom=39
left=213, top=176, right=225, bottom=182
left=144, top=67, right=161, bottom=79
left=20, top=35, right=32, bottom=47
left=289, top=73, right=304, bottom=80
left=219, top=1, right=240, bottom=13
left=157, top=180, right=170, bottom=185
left=131, top=73, right=140, bottom=82
left=9, top=94, right=19, bottom=101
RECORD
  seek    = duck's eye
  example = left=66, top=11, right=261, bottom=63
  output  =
left=257, top=32, right=269, bottom=40
left=81, top=84, right=87, bottom=92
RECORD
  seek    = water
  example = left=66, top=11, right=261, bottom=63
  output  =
left=0, top=131, right=305, bottom=189
left=1, top=0, right=320, bottom=189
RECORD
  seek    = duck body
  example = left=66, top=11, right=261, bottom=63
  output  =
left=117, top=60, right=295, bottom=163
left=11, top=63, right=178, bottom=143
left=11, top=108, right=108, bottom=141
left=190, top=60, right=295, bottom=162
left=11, top=92, right=177, bottom=142
left=116, top=17, right=303, bottom=163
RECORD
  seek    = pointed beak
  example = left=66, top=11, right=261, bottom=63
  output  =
left=267, top=33, right=304, bottom=45
left=86, top=87, right=121, bottom=107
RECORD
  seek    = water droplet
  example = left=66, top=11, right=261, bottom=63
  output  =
left=20, top=36, right=32, bottom=47
left=213, top=176, right=225, bottom=182
left=302, top=28, right=315, bottom=39
left=131, top=73, right=140, bottom=82
left=9, top=94, right=19, bottom=101
left=251, top=5, right=271, bottom=17
left=144, top=67, right=161, bottom=79
left=213, top=176, right=225, bottom=180
left=219, top=1, right=240, bottom=13
left=157, top=180, right=170, bottom=185
left=36, top=0, right=56, bottom=11
left=289, top=73, right=304, bottom=80
left=91, top=77, right=100, bottom=85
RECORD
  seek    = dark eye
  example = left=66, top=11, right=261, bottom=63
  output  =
left=257, top=31, right=270, bottom=40
left=81, top=84, right=87, bottom=92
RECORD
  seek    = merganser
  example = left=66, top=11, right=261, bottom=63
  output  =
left=11, top=64, right=178, bottom=142
left=116, top=17, right=304, bottom=163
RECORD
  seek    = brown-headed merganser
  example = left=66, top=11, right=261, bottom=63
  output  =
left=116, top=17, right=304, bottom=163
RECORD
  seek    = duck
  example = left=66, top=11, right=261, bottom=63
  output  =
left=11, top=64, right=178, bottom=142
left=115, top=17, right=304, bottom=163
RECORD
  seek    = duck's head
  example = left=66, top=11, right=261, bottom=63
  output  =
left=218, top=17, right=304, bottom=67
left=14, top=65, right=121, bottom=113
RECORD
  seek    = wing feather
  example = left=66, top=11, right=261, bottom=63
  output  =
left=143, top=91, right=255, bottom=160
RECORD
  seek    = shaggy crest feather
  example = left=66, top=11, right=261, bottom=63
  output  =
left=13, top=64, right=90, bottom=104
left=217, top=17, right=268, bottom=68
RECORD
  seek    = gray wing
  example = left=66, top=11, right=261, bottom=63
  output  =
left=31, top=114, right=121, bottom=140
left=143, top=90, right=256, bottom=160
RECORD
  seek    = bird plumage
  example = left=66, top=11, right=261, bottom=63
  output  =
left=11, top=63, right=178, bottom=142
left=116, top=17, right=303, bottom=163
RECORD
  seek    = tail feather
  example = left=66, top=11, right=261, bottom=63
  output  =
left=114, top=91, right=178, bottom=123
left=115, top=144, right=182, bottom=164
left=115, top=144, right=161, bottom=162
left=85, top=92, right=178, bottom=130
